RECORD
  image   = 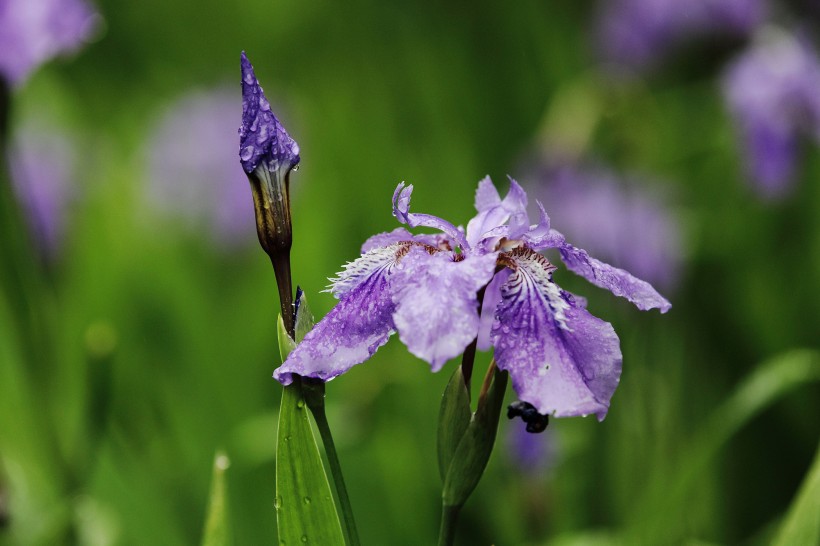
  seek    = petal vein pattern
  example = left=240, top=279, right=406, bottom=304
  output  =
left=492, top=248, right=622, bottom=420
left=557, top=242, right=672, bottom=312
left=274, top=245, right=400, bottom=384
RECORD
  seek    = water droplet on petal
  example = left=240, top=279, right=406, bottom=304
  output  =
left=240, top=146, right=253, bottom=161
left=244, top=73, right=254, bottom=85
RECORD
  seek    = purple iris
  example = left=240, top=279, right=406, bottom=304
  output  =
left=594, top=0, right=765, bottom=70
left=722, top=29, right=820, bottom=198
left=0, top=0, right=100, bottom=86
left=274, top=178, right=670, bottom=420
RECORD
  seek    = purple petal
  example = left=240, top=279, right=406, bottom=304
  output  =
left=492, top=248, right=622, bottom=420
left=274, top=245, right=402, bottom=384
left=474, top=175, right=501, bottom=211
left=392, top=183, right=470, bottom=251
left=239, top=52, right=300, bottom=174
left=391, top=247, right=498, bottom=371
left=556, top=241, right=672, bottom=312
left=465, top=177, right=530, bottom=247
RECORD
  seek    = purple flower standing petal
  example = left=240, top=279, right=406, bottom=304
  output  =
left=492, top=248, right=622, bottom=420
left=392, top=182, right=470, bottom=251
left=391, top=247, right=498, bottom=371
left=275, top=244, right=403, bottom=385
left=239, top=52, right=300, bottom=175
left=0, top=0, right=100, bottom=86
left=556, top=240, right=672, bottom=312
left=465, top=177, right=529, bottom=246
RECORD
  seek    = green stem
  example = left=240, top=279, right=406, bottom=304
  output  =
left=304, top=383, right=360, bottom=546
left=437, top=504, right=461, bottom=546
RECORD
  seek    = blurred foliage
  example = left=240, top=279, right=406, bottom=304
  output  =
left=1, top=0, right=819, bottom=545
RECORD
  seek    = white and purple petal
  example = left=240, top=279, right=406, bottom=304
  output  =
left=274, top=245, right=402, bottom=385
left=556, top=241, right=672, bottom=312
left=392, top=183, right=470, bottom=250
left=492, top=248, right=622, bottom=420
left=391, top=247, right=498, bottom=371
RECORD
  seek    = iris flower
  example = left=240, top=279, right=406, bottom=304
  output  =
left=275, top=178, right=670, bottom=420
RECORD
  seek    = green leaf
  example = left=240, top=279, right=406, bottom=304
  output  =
left=276, top=380, right=345, bottom=546
left=627, top=349, right=820, bottom=543
left=441, top=369, right=508, bottom=508
left=201, top=450, right=231, bottom=546
left=437, top=365, right=472, bottom=482
left=772, top=440, right=820, bottom=546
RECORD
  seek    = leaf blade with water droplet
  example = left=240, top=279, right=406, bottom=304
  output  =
left=276, top=379, right=345, bottom=545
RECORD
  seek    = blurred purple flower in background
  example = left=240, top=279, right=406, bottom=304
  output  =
left=145, top=88, right=257, bottom=248
left=722, top=28, right=820, bottom=198
left=594, top=0, right=765, bottom=70
left=524, top=163, right=683, bottom=292
left=506, top=425, right=558, bottom=476
left=8, top=120, right=78, bottom=254
left=0, top=0, right=100, bottom=86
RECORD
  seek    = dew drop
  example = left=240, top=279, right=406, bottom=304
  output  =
left=240, top=146, right=253, bottom=161
left=303, top=496, right=311, bottom=504
left=250, top=117, right=258, bottom=131
left=296, top=399, right=305, bottom=409
left=301, top=536, right=308, bottom=543
left=291, top=164, right=300, bottom=172
left=274, top=496, right=283, bottom=510
left=244, top=72, right=254, bottom=85
left=284, top=435, right=292, bottom=442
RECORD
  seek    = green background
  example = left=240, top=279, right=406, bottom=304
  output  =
left=1, top=1, right=819, bottom=544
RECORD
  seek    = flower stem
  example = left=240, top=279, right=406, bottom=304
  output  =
left=437, top=504, right=461, bottom=546
left=304, top=382, right=360, bottom=546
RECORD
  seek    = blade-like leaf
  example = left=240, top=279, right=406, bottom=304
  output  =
left=201, top=451, right=231, bottom=546
left=628, top=349, right=820, bottom=543
left=437, top=365, right=472, bottom=482
left=276, top=379, right=345, bottom=546
left=772, top=440, right=820, bottom=546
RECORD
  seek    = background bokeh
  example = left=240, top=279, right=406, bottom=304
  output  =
left=1, top=1, right=819, bottom=545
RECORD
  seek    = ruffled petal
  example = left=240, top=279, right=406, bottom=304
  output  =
left=328, top=243, right=405, bottom=298
left=392, top=183, right=470, bottom=251
left=492, top=247, right=622, bottom=420
left=391, top=247, right=498, bottom=371
left=557, top=241, right=672, bottom=312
